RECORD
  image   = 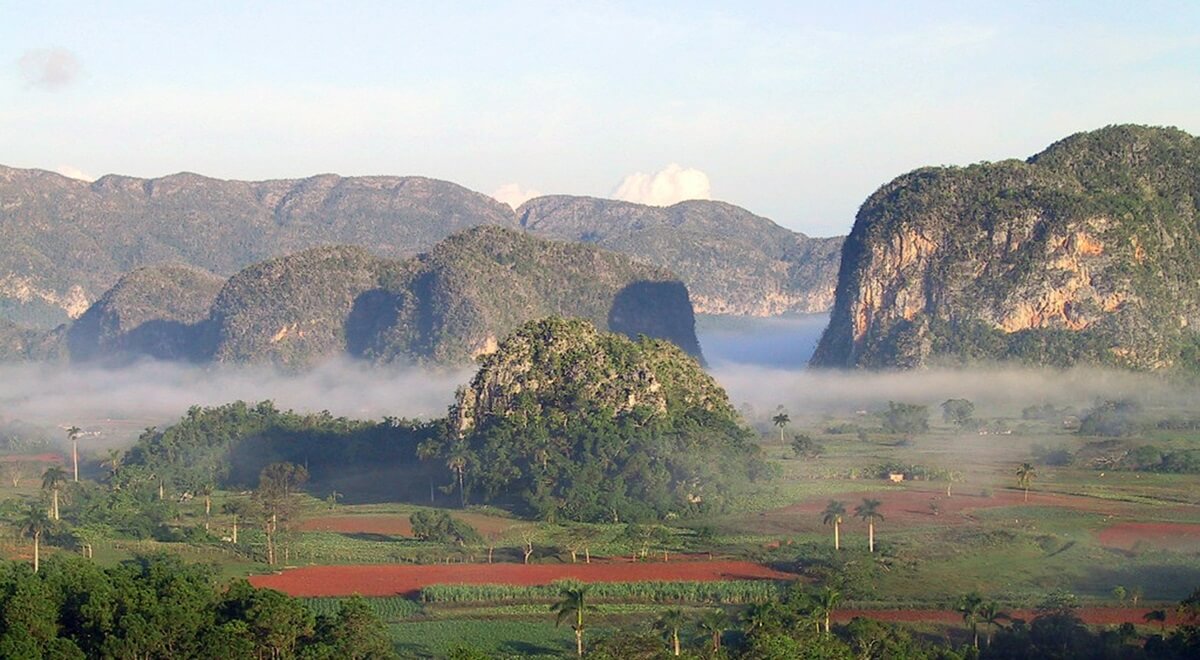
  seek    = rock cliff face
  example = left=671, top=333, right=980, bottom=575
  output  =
left=518, top=196, right=842, bottom=316
left=812, top=125, right=1200, bottom=370
left=66, top=227, right=704, bottom=368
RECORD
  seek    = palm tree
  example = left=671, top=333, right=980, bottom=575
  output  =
left=822, top=500, right=846, bottom=550
left=980, top=601, right=1007, bottom=647
left=771, top=412, right=790, bottom=444
left=854, top=498, right=884, bottom=552
left=42, top=466, right=68, bottom=521
left=65, top=426, right=81, bottom=482
left=1144, top=609, right=1168, bottom=634
left=956, top=592, right=984, bottom=649
left=1016, top=462, right=1036, bottom=502
left=103, top=449, right=122, bottom=487
left=200, top=483, right=214, bottom=531
left=813, top=587, right=842, bottom=634
left=20, top=506, right=51, bottom=573
left=654, top=608, right=686, bottom=656
left=222, top=500, right=246, bottom=544
left=945, top=470, right=964, bottom=497
left=550, top=586, right=592, bottom=657
left=698, top=609, right=727, bottom=653
left=446, top=449, right=469, bottom=507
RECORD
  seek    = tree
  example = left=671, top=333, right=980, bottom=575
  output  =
left=813, top=587, right=842, bottom=634
left=881, top=402, right=929, bottom=434
left=1016, top=462, right=1037, bottom=502
left=551, top=586, right=592, bottom=657
left=697, top=609, right=727, bottom=653
left=446, top=447, right=470, bottom=507
left=42, top=465, right=68, bottom=521
left=854, top=498, right=883, bottom=552
left=1144, top=609, right=1167, bottom=634
left=821, top=500, right=846, bottom=550
left=980, top=601, right=1007, bottom=647
left=200, top=483, right=214, bottom=532
left=956, top=592, right=984, bottom=649
left=223, top=499, right=248, bottom=544
left=941, top=399, right=975, bottom=426
left=654, top=608, right=686, bottom=656
left=20, top=505, right=51, bottom=573
left=944, top=470, right=964, bottom=497
left=66, top=425, right=82, bottom=482
left=255, top=462, right=308, bottom=565
left=771, top=413, right=790, bottom=444
left=103, top=449, right=123, bottom=487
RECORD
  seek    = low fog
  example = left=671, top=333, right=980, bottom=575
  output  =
left=699, top=315, right=1200, bottom=417
left=0, top=359, right=473, bottom=445
left=0, top=316, right=1196, bottom=450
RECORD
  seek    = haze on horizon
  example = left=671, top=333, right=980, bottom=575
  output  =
left=2, top=2, right=1199, bottom=236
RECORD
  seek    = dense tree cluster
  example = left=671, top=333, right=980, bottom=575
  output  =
left=0, top=554, right=393, bottom=659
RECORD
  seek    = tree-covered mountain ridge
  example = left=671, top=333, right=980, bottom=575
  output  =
left=0, top=165, right=841, bottom=327
left=57, top=226, right=704, bottom=368
left=811, top=124, right=1200, bottom=371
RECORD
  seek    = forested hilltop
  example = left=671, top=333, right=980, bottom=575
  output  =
left=55, top=227, right=703, bottom=367
left=812, top=124, right=1200, bottom=371
left=0, top=165, right=841, bottom=327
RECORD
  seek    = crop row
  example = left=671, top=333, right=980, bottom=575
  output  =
left=419, top=579, right=780, bottom=604
left=303, top=596, right=423, bottom=620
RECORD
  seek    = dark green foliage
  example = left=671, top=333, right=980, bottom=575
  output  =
left=121, top=400, right=437, bottom=500
left=430, top=318, right=766, bottom=522
left=881, top=402, right=930, bottom=435
left=408, top=511, right=482, bottom=546
left=0, top=554, right=393, bottom=659
left=790, top=434, right=824, bottom=459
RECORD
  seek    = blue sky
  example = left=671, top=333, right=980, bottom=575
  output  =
left=2, top=1, right=1198, bottom=235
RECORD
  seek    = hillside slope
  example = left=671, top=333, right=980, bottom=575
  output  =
left=0, top=167, right=515, bottom=327
left=68, top=227, right=703, bottom=368
left=811, top=125, right=1200, bottom=370
left=518, top=196, right=842, bottom=316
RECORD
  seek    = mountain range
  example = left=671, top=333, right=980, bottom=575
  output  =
left=0, top=165, right=841, bottom=328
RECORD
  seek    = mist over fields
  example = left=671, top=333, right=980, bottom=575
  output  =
left=0, top=314, right=1195, bottom=448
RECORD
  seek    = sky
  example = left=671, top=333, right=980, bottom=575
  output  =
left=2, top=2, right=1198, bottom=236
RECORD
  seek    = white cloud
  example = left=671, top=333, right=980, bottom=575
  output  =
left=491, top=183, right=542, bottom=209
left=55, top=165, right=94, bottom=181
left=613, top=163, right=711, bottom=206
left=17, top=48, right=82, bottom=90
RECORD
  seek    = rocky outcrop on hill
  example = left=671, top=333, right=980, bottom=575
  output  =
left=811, top=125, right=1200, bottom=370
left=517, top=196, right=842, bottom=316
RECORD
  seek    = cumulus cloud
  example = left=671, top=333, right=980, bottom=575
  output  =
left=491, top=183, right=542, bottom=209
left=613, top=163, right=712, bottom=206
left=17, top=48, right=82, bottom=90
left=55, top=165, right=94, bottom=181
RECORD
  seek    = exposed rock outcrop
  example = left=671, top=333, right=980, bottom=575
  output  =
left=812, top=125, right=1200, bottom=370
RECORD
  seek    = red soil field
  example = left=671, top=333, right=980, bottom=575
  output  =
left=1096, top=521, right=1200, bottom=551
left=298, top=512, right=516, bottom=537
left=836, top=608, right=1186, bottom=627
left=247, top=561, right=796, bottom=597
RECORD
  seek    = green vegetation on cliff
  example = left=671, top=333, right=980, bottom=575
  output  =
left=813, top=124, right=1200, bottom=370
